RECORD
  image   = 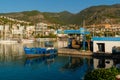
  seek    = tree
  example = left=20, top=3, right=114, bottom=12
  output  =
left=2, top=18, right=9, bottom=40
left=84, top=67, right=120, bottom=80
left=86, top=34, right=92, bottom=51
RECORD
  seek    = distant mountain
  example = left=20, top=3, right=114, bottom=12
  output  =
left=72, top=4, right=120, bottom=25
left=0, top=10, right=74, bottom=25
left=0, top=4, right=120, bottom=26
left=42, top=11, right=74, bottom=24
left=0, top=10, right=45, bottom=24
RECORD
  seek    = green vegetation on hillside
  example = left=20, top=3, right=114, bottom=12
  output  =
left=73, top=4, right=120, bottom=25
left=0, top=4, right=119, bottom=26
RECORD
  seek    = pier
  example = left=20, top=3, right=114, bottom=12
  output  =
left=58, top=48, right=93, bottom=56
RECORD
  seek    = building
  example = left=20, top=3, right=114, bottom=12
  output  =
left=93, top=37, right=120, bottom=54
left=35, top=23, right=48, bottom=36
left=25, top=26, right=35, bottom=38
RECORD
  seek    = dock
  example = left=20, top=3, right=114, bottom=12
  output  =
left=58, top=48, right=93, bottom=56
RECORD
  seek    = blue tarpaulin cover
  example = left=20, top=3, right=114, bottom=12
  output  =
left=93, top=37, right=120, bottom=41
left=57, top=28, right=90, bottom=34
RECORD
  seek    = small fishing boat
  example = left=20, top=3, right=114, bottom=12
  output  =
left=45, top=41, right=54, bottom=47
left=24, top=47, right=57, bottom=58
left=21, top=39, right=34, bottom=43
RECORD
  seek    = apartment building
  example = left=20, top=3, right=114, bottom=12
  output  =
left=35, top=23, right=48, bottom=36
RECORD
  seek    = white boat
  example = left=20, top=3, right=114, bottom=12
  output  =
left=21, top=39, right=35, bottom=43
left=36, top=38, right=56, bottom=42
left=0, top=40, right=18, bottom=44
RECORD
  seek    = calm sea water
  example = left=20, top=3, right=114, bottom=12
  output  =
left=0, top=42, right=119, bottom=80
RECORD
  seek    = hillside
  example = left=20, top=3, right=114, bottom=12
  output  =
left=72, top=4, right=120, bottom=25
left=0, top=4, right=120, bottom=26
left=0, top=10, right=74, bottom=25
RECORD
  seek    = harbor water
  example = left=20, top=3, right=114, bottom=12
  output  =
left=0, top=42, right=119, bottom=80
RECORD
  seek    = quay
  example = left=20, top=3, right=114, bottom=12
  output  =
left=58, top=48, right=93, bottom=56
left=58, top=48, right=120, bottom=59
left=57, top=28, right=92, bottom=56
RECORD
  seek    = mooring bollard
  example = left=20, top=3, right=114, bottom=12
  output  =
left=116, top=75, right=120, bottom=80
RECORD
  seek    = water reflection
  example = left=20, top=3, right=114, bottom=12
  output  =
left=61, top=56, right=93, bottom=71
left=24, top=55, right=57, bottom=67
left=0, top=44, right=25, bottom=63
left=94, top=58, right=114, bottom=69
left=0, top=41, right=57, bottom=62
left=113, top=59, right=120, bottom=68
left=1, top=42, right=120, bottom=80
left=97, top=58, right=105, bottom=68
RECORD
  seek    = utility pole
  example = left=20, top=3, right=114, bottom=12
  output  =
left=93, top=24, right=95, bottom=37
left=82, top=19, right=86, bottom=51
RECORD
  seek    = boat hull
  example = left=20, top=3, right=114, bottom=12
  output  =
left=24, top=47, right=57, bottom=58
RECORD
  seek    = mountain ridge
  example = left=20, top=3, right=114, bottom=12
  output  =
left=0, top=4, right=119, bottom=26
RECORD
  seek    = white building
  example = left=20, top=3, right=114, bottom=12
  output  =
left=93, top=37, right=120, bottom=54
left=35, top=23, right=48, bottom=36
left=26, top=26, right=35, bottom=38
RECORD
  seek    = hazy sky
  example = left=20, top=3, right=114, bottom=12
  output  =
left=0, top=0, right=120, bottom=13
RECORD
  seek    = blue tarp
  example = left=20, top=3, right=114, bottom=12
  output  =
left=57, top=28, right=90, bottom=35
left=93, top=37, right=120, bottom=41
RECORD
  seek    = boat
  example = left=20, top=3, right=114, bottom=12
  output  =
left=112, top=46, right=120, bottom=54
left=24, top=47, right=57, bottom=58
left=0, top=40, right=18, bottom=44
left=45, top=41, right=54, bottom=47
left=36, top=38, right=56, bottom=42
left=21, top=39, right=35, bottom=43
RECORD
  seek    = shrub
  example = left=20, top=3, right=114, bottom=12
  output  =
left=84, top=67, right=120, bottom=80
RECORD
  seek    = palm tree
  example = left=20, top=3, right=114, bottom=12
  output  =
left=86, top=34, right=92, bottom=51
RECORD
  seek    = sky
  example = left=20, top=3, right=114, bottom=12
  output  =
left=0, top=0, right=120, bottom=13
